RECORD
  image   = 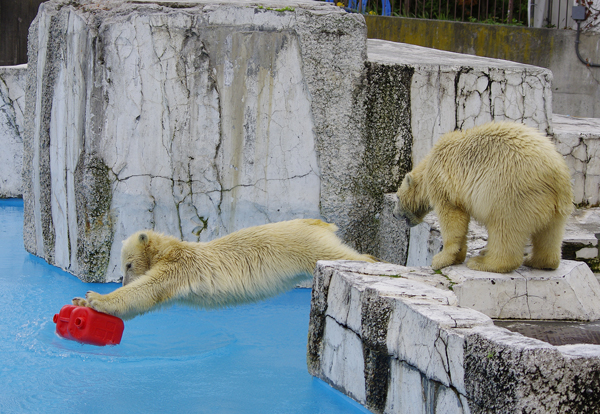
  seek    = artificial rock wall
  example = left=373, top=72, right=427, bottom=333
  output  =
left=552, top=115, right=600, bottom=206
left=308, top=261, right=600, bottom=414
left=0, top=65, right=26, bottom=198
left=368, top=40, right=553, bottom=165
left=366, top=15, right=600, bottom=119
left=23, top=0, right=400, bottom=282
left=23, top=0, right=553, bottom=282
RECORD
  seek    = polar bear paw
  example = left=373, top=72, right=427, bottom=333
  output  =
left=72, top=291, right=113, bottom=315
left=432, top=251, right=462, bottom=270
left=523, top=254, right=560, bottom=270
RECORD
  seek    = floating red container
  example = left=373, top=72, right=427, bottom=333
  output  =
left=53, top=305, right=124, bottom=346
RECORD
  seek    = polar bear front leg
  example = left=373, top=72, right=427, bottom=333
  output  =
left=72, top=269, right=179, bottom=320
left=431, top=204, right=470, bottom=270
left=72, top=289, right=135, bottom=318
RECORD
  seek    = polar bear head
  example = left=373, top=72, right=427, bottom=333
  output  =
left=393, top=172, right=431, bottom=227
left=120, top=231, right=153, bottom=286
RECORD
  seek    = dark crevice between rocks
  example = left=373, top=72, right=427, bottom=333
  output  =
left=307, top=267, right=335, bottom=377
left=346, top=62, right=414, bottom=260
left=361, top=288, right=393, bottom=414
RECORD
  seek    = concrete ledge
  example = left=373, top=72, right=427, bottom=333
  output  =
left=445, top=260, right=600, bottom=321
left=552, top=115, right=600, bottom=206
left=308, top=260, right=600, bottom=413
left=563, top=208, right=600, bottom=260
left=364, top=16, right=600, bottom=118
left=367, top=40, right=553, bottom=165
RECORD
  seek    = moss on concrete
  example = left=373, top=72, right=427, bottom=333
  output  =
left=346, top=62, right=413, bottom=257
left=75, top=154, right=114, bottom=283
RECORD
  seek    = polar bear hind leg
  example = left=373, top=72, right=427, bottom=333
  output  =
left=467, top=221, right=527, bottom=273
left=523, top=214, right=566, bottom=270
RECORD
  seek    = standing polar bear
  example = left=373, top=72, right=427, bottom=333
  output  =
left=394, top=122, right=573, bottom=273
left=72, top=219, right=376, bottom=319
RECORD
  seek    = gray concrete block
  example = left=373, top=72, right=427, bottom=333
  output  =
left=367, top=40, right=553, bottom=165
left=552, top=114, right=600, bottom=206
left=0, top=64, right=26, bottom=198
left=445, top=260, right=600, bottom=321
left=308, top=260, right=600, bottom=414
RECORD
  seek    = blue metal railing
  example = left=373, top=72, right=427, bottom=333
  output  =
left=326, top=0, right=393, bottom=16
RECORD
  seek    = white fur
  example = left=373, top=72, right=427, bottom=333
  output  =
left=73, top=219, right=376, bottom=319
left=394, top=122, right=573, bottom=273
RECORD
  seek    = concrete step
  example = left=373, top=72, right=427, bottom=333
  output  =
left=551, top=114, right=600, bottom=206
left=308, top=260, right=600, bottom=414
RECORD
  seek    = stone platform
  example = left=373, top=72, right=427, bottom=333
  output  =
left=552, top=114, right=600, bottom=206
left=445, top=260, right=600, bottom=320
left=368, top=40, right=552, bottom=165
left=308, top=260, right=600, bottom=414
left=495, top=319, right=600, bottom=346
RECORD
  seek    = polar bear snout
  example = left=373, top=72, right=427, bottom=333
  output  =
left=121, top=263, right=133, bottom=286
left=393, top=202, right=423, bottom=228
left=392, top=207, right=409, bottom=225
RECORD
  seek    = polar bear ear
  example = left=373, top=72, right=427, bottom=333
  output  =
left=405, top=173, right=413, bottom=187
left=138, top=233, right=149, bottom=245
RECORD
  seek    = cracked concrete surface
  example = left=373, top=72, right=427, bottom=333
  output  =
left=309, top=260, right=600, bottom=414
left=21, top=1, right=557, bottom=282
left=552, top=114, right=600, bottom=206
left=443, top=260, right=600, bottom=320
left=367, top=40, right=553, bottom=165
left=0, top=65, right=26, bottom=198
left=24, top=0, right=350, bottom=282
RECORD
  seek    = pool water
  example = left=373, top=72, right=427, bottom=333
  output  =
left=0, top=199, right=370, bottom=414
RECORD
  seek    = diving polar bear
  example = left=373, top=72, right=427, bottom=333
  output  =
left=73, top=219, right=376, bottom=319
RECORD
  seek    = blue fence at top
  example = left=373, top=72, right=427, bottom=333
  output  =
left=325, top=0, right=393, bottom=16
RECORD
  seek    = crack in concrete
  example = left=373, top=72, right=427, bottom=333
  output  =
left=0, top=77, right=21, bottom=138
left=434, top=329, right=453, bottom=385
left=326, top=312, right=361, bottom=339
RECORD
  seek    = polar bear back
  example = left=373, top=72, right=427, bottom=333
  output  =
left=425, top=122, right=573, bottom=229
left=120, top=219, right=376, bottom=310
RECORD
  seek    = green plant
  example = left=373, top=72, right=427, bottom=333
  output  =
left=434, top=269, right=457, bottom=291
left=255, top=5, right=295, bottom=12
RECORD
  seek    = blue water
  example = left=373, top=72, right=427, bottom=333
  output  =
left=0, top=199, right=370, bottom=414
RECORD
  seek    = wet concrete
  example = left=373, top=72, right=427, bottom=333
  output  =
left=495, top=319, right=600, bottom=346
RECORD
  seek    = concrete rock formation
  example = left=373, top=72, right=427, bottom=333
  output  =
left=23, top=0, right=553, bottom=282
left=367, top=40, right=553, bottom=165
left=308, top=261, right=600, bottom=414
left=552, top=115, right=600, bottom=206
left=23, top=0, right=374, bottom=281
left=0, top=65, right=26, bottom=198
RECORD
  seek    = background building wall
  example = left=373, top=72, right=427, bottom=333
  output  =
left=365, top=15, right=600, bottom=118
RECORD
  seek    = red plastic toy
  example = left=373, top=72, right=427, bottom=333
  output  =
left=53, top=305, right=124, bottom=346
